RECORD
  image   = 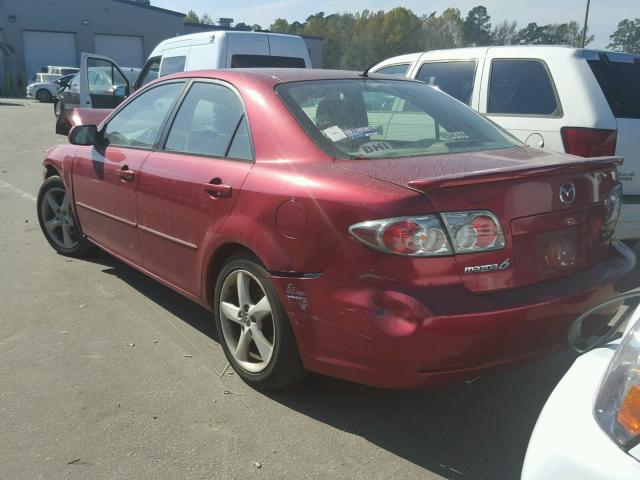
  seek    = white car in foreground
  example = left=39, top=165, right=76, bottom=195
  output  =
left=522, top=292, right=640, bottom=479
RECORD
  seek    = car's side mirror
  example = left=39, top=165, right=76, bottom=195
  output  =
left=114, top=85, right=128, bottom=98
left=69, top=124, right=100, bottom=146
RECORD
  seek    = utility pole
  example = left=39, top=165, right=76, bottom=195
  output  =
left=581, top=0, right=591, bottom=48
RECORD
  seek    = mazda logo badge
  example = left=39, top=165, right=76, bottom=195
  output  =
left=559, top=182, right=576, bottom=204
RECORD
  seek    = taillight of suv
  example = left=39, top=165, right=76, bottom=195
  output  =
left=561, top=127, right=617, bottom=157
left=349, top=211, right=506, bottom=257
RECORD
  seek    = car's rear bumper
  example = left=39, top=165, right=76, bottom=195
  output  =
left=271, top=241, right=637, bottom=389
left=521, top=339, right=640, bottom=479
left=616, top=200, right=640, bottom=241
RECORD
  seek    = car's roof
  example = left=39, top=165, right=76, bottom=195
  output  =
left=374, top=45, right=640, bottom=70
left=166, top=68, right=410, bottom=85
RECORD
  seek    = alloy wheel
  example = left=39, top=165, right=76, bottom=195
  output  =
left=40, top=187, right=79, bottom=250
left=219, top=269, right=275, bottom=373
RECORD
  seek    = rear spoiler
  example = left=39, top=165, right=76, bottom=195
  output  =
left=407, top=156, right=624, bottom=192
left=56, top=108, right=112, bottom=136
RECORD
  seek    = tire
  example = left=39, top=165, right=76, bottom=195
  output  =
left=213, top=254, right=305, bottom=389
left=37, top=176, right=94, bottom=257
left=36, top=89, right=52, bottom=103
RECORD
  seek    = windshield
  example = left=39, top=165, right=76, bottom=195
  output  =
left=35, top=74, right=59, bottom=83
left=276, top=79, right=520, bottom=159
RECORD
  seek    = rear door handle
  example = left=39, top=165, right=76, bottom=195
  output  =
left=117, top=166, right=135, bottom=182
left=203, top=181, right=232, bottom=198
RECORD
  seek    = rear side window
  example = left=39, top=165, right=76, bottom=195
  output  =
left=416, top=61, right=476, bottom=105
left=374, top=64, right=410, bottom=77
left=165, top=82, right=252, bottom=161
left=588, top=59, right=640, bottom=119
left=488, top=59, right=561, bottom=116
left=231, top=55, right=306, bottom=68
left=160, top=56, right=186, bottom=77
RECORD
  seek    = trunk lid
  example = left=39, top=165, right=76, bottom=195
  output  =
left=341, top=147, right=621, bottom=292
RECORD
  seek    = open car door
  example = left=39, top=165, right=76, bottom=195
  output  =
left=79, top=52, right=130, bottom=109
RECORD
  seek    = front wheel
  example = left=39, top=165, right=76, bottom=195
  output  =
left=36, top=89, right=52, bottom=103
left=37, top=176, right=94, bottom=257
left=213, top=255, right=305, bottom=389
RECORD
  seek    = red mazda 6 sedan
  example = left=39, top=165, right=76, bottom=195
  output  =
left=37, top=69, right=637, bottom=389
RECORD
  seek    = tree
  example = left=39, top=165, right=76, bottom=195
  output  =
left=492, top=20, right=518, bottom=45
left=200, top=13, right=214, bottom=26
left=516, top=21, right=592, bottom=46
left=463, top=6, right=492, bottom=46
left=270, top=18, right=290, bottom=33
left=184, top=10, right=199, bottom=24
left=608, top=18, right=640, bottom=53
left=421, top=8, right=464, bottom=50
left=234, top=22, right=251, bottom=31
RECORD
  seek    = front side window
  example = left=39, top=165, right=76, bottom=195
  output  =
left=87, top=58, right=127, bottom=95
left=159, top=56, right=186, bottom=77
left=373, top=64, right=410, bottom=77
left=277, top=79, right=519, bottom=160
left=416, top=61, right=476, bottom=105
left=103, top=82, right=184, bottom=149
left=165, top=82, right=252, bottom=160
left=488, top=59, right=561, bottom=116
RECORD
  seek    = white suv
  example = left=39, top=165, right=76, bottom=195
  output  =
left=372, top=46, right=640, bottom=242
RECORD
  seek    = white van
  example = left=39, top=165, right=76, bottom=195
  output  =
left=77, top=30, right=311, bottom=105
left=371, top=46, right=640, bottom=242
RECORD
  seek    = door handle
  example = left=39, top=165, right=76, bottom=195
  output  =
left=203, top=180, right=232, bottom=198
left=117, top=166, right=135, bottom=182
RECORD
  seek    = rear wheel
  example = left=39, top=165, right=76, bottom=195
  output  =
left=213, top=255, right=305, bottom=389
left=36, top=89, right=52, bottom=103
left=37, top=176, right=93, bottom=257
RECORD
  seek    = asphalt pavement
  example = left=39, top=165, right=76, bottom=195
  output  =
left=1, top=98, right=637, bottom=480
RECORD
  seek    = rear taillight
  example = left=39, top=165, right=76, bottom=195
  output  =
left=561, top=127, right=617, bottom=157
left=349, top=211, right=505, bottom=257
left=441, top=211, right=505, bottom=253
left=349, top=216, right=451, bottom=257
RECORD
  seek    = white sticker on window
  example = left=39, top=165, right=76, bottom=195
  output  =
left=322, top=126, right=347, bottom=142
left=343, top=126, right=377, bottom=139
left=451, top=131, right=470, bottom=140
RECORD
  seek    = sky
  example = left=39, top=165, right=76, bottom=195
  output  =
left=150, top=0, right=638, bottom=49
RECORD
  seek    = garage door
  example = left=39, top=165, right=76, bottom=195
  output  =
left=23, top=31, right=77, bottom=81
left=94, top=35, right=144, bottom=68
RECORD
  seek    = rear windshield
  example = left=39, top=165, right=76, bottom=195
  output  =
left=231, top=55, right=306, bottom=68
left=276, top=79, right=519, bottom=159
left=588, top=59, right=640, bottom=119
